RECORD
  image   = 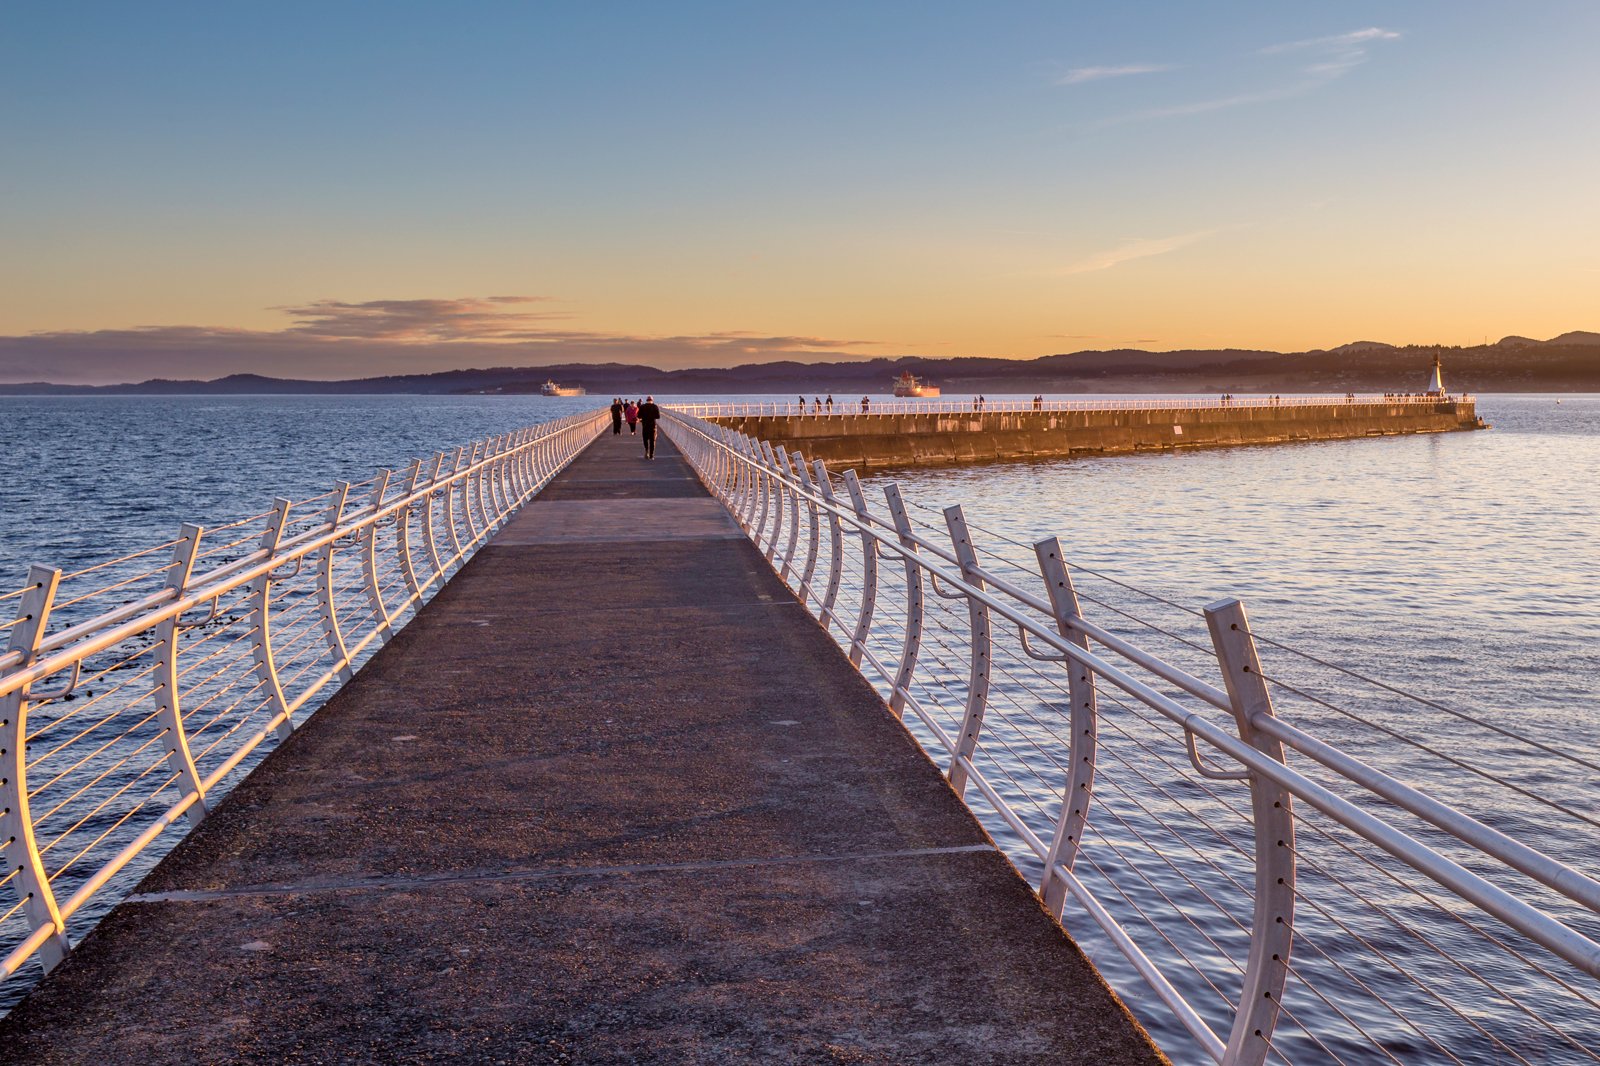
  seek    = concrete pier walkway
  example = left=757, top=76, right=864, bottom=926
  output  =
left=0, top=430, right=1165, bottom=1064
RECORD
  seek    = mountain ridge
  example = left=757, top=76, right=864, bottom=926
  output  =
left=2, top=333, right=1597, bottom=395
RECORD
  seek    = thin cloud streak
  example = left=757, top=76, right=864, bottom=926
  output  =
left=1091, top=26, right=1400, bottom=127
left=1260, top=28, right=1401, bottom=54
left=1061, top=229, right=1220, bottom=274
left=1059, top=63, right=1172, bottom=85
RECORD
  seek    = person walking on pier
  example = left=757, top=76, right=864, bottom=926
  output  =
left=638, top=395, right=661, bottom=459
left=610, top=398, right=624, bottom=435
left=825, top=394, right=833, bottom=413
left=625, top=400, right=639, bottom=433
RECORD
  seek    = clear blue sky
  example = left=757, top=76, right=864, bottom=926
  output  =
left=4, top=1, right=1597, bottom=381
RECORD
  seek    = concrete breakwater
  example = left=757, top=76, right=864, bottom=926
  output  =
left=707, top=398, right=1485, bottom=471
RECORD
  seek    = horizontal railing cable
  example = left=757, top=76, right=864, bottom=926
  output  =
left=661, top=408, right=1600, bottom=1066
left=0, top=409, right=607, bottom=998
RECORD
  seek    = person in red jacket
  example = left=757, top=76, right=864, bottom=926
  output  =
left=624, top=400, right=639, bottom=433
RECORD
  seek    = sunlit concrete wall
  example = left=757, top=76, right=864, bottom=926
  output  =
left=709, top=401, right=1484, bottom=472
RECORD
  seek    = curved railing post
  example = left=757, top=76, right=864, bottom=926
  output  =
left=420, top=454, right=445, bottom=585
left=153, top=524, right=209, bottom=827
left=760, top=441, right=784, bottom=566
left=317, top=483, right=355, bottom=684
left=395, top=459, right=424, bottom=604
left=481, top=435, right=502, bottom=524
left=250, top=498, right=295, bottom=739
left=725, top=433, right=745, bottom=524
left=477, top=437, right=498, bottom=531
left=493, top=434, right=512, bottom=520
left=727, top=434, right=751, bottom=526
left=739, top=436, right=762, bottom=532
left=1205, top=597, right=1296, bottom=1066
left=944, top=504, right=990, bottom=798
left=883, top=484, right=923, bottom=719
left=750, top=438, right=774, bottom=549
left=703, top=428, right=724, bottom=496
left=776, top=447, right=802, bottom=585
left=1035, top=535, right=1097, bottom=917
left=363, top=471, right=394, bottom=643
left=460, top=441, right=484, bottom=546
left=1, top=565, right=72, bottom=970
left=476, top=438, right=497, bottom=535
left=841, top=470, right=878, bottom=668
left=492, top=434, right=508, bottom=521
left=442, top=447, right=466, bottom=565
left=792, top=457, right=823, bottom=607
left=813, top=460, right=845, bottom=632
left=540, top=426, right=556, bottom=483
left=537, top=422, right=552, bottom=487
left=714, top=429, right=732, bottom=500
left=723, top=434, right=739, bottom=503
left=513, top=429, right=532, bottom=499
left=518, top=428, right=537, bottom=499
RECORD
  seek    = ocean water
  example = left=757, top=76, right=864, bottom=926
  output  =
left=847, top=394, right=1600, bottom=1064
left=0, top=393, right=1595, bottom=1061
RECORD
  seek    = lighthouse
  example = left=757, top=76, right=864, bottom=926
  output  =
left=1424, top=351, right=1445, bottom=395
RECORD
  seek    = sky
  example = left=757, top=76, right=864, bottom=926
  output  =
left=3, top=1, right=1599, bottom=383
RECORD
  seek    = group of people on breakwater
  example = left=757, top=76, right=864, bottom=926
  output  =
left=608, top=396, right=662, bottom=459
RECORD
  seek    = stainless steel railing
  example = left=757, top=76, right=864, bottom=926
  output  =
left=668, top=393, right=1475, bottom=419
left=662, top=409, right=1599, bottom=1066
left=0, top=410, right=607, bottom=991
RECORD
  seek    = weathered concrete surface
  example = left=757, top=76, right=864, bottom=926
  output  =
left=716, top=399, right=1484, bottom=471
left=0, top=431, right=1167, bottom=1064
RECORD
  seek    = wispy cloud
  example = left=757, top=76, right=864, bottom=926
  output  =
left=1261, top=26, right=1401, bottom=80
left=1088, top=27, right=1401, bottom=126
left=1058, top=63, right=1171, bottom=86
left=1261, top=27, right=1401, bottom=55
left=1061, top=229, right=1220, bottom=274
left=275, top=296, right=567, bottom=341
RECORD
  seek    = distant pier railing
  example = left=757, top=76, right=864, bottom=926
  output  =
left=0, top=410, right=607, bottom=995
left=669, top=392, right=1475, bottom=419
left=663, top=409, right=1600, bottom=1065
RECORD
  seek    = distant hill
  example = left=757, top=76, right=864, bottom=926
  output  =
left=1497, top=331, right=1600, bottom=348
left=1548, top=331, right=1600, bottom=347
left=3, top=332, right=1598, bottom=395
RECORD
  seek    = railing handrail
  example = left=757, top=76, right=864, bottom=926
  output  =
left=0, top=429, right=557, bottom=682
left=0, top=408, right=609, bottom=987
left=669, top=411, right=1600, bottom=937
left=659, top=407, right=1597, bottom=1065
left=667, top=392, right=1476, bottom=420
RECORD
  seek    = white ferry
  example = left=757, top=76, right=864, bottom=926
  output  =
left=540, top=380, right=586, bottom=397
left=891, top=370, right=940, bottom=398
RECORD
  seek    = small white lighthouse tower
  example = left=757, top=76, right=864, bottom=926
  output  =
left=1424, top=351, right=1445, bottom=395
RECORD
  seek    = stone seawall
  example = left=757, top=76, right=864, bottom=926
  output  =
left=709, top=400, right=1484, bottom=472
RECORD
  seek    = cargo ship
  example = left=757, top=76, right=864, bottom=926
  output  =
left=540, top=380, right=587, bottom=397
left=891, top=371, right=940, bottom=397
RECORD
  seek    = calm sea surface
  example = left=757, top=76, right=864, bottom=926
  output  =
left=0, top=393, right=1595, bottom=1060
